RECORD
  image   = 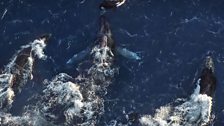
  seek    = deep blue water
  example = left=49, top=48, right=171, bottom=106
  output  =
left=1, top=0, right=224, bottom=125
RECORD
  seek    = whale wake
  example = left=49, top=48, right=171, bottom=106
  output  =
left=140, top=79, right=212, bottom=126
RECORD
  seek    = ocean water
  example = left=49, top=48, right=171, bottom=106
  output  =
left=0, top=0, right=224, bottom=125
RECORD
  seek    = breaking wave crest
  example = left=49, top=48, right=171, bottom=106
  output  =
left=139, top=79, right=213, bottom=126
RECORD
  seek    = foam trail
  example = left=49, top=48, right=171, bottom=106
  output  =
left=0, top=36, right=49, bottom=110
left=139, top=79, right=213, bottom=126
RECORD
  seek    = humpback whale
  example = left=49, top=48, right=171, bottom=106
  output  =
left=103, top=56, right=216, bottom=126
left=0, top=34, right=51, bottom=110
left=66, top=15, right=140, bottom=67
left=100, top=0, right=126, bottom=10
left=35, top=15, right=140, bottom=126
left=36, top=15, right=118, bottom=126
left=138, top=56, right=216, bottom=126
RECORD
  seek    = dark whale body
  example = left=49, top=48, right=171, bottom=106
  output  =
left=199, top=56, right=216, bottom=97
left=98, top=15, right=115, bottom=50
left=66, top=15, right=140, bottom=67
left=66, top=15, right=116, bottom=66
left=10, top=34, right=51, bottom=94
left=10, top=47, right=33, bottom=94
left=0, top=34, right=51, bottom=111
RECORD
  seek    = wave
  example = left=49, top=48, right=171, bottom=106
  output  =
left=139, top=79, right=212, bottom=126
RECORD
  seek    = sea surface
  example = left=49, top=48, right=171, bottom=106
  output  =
left=0, top=0, right=224, bottom=125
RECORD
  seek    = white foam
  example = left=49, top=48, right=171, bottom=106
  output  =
left=31, top=39, right=47, bottom=60
left=91, top=45, right=114, bottom=67
left=139, top=79, right=213, bottom=126
left=116, top=0, right=126, bottom=7
left=0, top=110, right=53, bottom=126
left=39, top=73, right=90, bottom=125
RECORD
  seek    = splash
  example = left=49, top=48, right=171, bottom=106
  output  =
left=37, top=73, right=89, bottom=125
left=31, top=39, right=47, bottom=60
left=139, top=79, right=213, bottom=126
left=36, top=70, right=107, bottom=125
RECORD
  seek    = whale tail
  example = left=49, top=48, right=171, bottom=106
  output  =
left=99, top=0, right=126, bottom=10
left=199, top=56, right=216, bottom=96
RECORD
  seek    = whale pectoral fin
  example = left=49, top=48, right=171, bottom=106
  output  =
left=116, top=46, right=141, bottom=61
left=66, top=47, right=91, bottom=66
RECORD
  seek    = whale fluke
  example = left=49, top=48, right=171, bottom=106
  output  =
left=100, top=0, right=126, bottom=10
left=199, top=56, right=216, bottom=96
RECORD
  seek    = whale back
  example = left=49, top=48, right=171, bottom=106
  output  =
left=199, top=56, right=216, bottom=96
left=11, top=47, right=33, bottom=94
left=99, top=15, right=115, bottom=51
